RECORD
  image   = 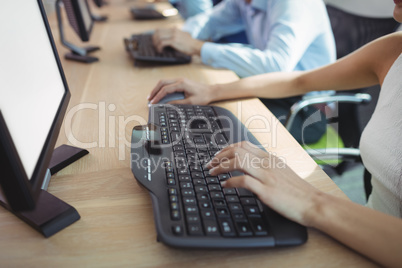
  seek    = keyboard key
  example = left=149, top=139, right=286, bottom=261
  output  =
left=215, top=133, right=227, bottom=145
left=228, top=203, right=242, bottom=212
left=183, top=197, right=197, bottom=205
left=204, top=220, right=220, bottom=236
left=174, top=151, right=185, bottom=157
left=191, top=172, right=204, bottom=180
left=206, top=177, right=219, bottom=184
left=180, top=182, right=193, bottom=189
left=216, top=208, right=230, bottom=217
left=237, top=188, right=254, bottom=197
left=218, top=174, right=230, bottom=181
left=171, top=210, right=180, bottom=221
left=172, top=225, right=183, bottom=235
left=218, top=219, right=236, bottom=237
left=193, top=179, right=206, bottom=186
left=199, top=201, right=211, bottom=209
left=225, top=195, right=239, bottom=203
left=232, top=212, right=246, bottom=221
left=223, top=188, right=236, bottom=195
left=168, top=188, right=177, bottom=195
left=208, top=184, right=221, bottom=191
left=197, top=193, right=209, bottom=201
left=201, top=209, right=215, bottom=219
left=250, top=218, right=268, bottom=236
left=171, top=202, right=179, bottom=210
left=235, top=222, right=253, bottom=237
left=186, top=215, right=201, bottom=223
left=173, top=145, right=184, bottom=151
left=188, top=224, right=204, bottom=236
left=181, top=189, right=195, bottom=196
left=240, top=197, right=257, bottom=206
left=179, top=175, right=191, bottom=182
left=211, top=192, right=224, bottom=199
left=213, top=199, right=227, bottom=208
left=194, top=185, right=208, bottom=193
left=185, top=206, right=198, bottom=214
left=244, top=206, right=261, bottom=217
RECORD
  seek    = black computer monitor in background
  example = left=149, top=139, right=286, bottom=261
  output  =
left=0, top=0, right=82, bottom=237
left=57, top=0, right=100, bottom=63
left=93, top=0, right=105, bottom=7
left=91, top=0, right=109, bottom=22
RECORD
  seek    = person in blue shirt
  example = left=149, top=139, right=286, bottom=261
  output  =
left=169, top=0, right=214, bottom=19
left=152, top=0, right=336, bottom=144
left=154, top=0, right=335, bottom=78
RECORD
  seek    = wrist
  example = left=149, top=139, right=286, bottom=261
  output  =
left=303, top=190, right=332, bottom=228
left=192, top=40, right=205, bottom=56
left=204, top=84, right=216, bottom=103
left=207, top=84, right=223, bottom=103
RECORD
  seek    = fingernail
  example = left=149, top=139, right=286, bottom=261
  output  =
left=209, top=167, right=217, bottom=175
left=220, top=181, right=227, bottom=187
left=146, top=94, right=150, bottom=100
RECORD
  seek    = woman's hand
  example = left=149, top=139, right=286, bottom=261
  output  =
left=206, top=141, right=323, bottom=226
left=148, top=78, right=213, bottom=105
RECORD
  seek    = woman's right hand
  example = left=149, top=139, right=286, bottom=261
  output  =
left=147, top=78, right=213, bottom=105
left=206, top=141, right=323, bottom=226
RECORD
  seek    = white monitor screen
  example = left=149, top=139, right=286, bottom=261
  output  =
left=0, top=1, right=66, bottom=179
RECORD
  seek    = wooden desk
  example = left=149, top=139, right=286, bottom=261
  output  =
left=0, top=2, right=376, bottom=267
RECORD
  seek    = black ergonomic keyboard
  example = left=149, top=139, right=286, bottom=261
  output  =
left=130, top=7, right=166, bottom=20
left=130, top=104, right=307, bottom=248
left=124, top=34, right=191, bottom=64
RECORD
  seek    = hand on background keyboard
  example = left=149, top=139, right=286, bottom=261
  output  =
left=206, top=141, right=322, bottom=227
left=148, top=78, right=212, bottom=105
left=152, top=27, right=205, bottom=55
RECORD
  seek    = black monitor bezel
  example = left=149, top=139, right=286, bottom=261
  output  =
left=93, top=0, right=104, bottom=8
left=63, top=0, right=94, bottom=42
left=0, top=0, right=71, bottom=212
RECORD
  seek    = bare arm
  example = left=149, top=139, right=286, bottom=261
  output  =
left=207, top=142, right=402, bottom=268
left=148, top=32, right=402, bottom=105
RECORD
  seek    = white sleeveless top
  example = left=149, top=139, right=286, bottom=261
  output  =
left=360, top=53, right=402, bottom=218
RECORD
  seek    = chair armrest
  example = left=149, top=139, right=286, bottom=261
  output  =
left=285, top=93, right=372, bottom=131
left=306, top=148, right=361, bottom=162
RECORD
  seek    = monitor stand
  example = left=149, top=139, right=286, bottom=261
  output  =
left=92, top=13, right=108, bottom=22
left=0, top=145, right=88, bottom=238
left=56, top=0, right=100, bottom=63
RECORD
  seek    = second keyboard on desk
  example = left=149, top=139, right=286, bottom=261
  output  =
left=130, top=104, right=307, bottom=248
left=124, top=34, right=191, bottom=64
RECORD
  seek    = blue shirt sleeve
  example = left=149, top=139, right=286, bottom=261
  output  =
left=200, top=0, right=336, bottom=77
left=173, top=0, right=213, bottom=19
left=182, top=0, right=245, bottom=41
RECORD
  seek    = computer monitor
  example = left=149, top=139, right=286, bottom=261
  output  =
left=93, top=0, right=106, bottom=8
left=91, top=0, right=109, bottom=22
left=0, top=0, right=81, bottom=237
left=56, top=0, right=100, bottom=63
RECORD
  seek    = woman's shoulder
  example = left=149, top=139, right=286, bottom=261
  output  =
left=365, top=32, right=402, bottom=84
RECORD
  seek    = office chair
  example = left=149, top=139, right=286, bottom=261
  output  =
left=326, top=5, right=400, bottom=148
left=284, top=6, right=400, bottom=199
